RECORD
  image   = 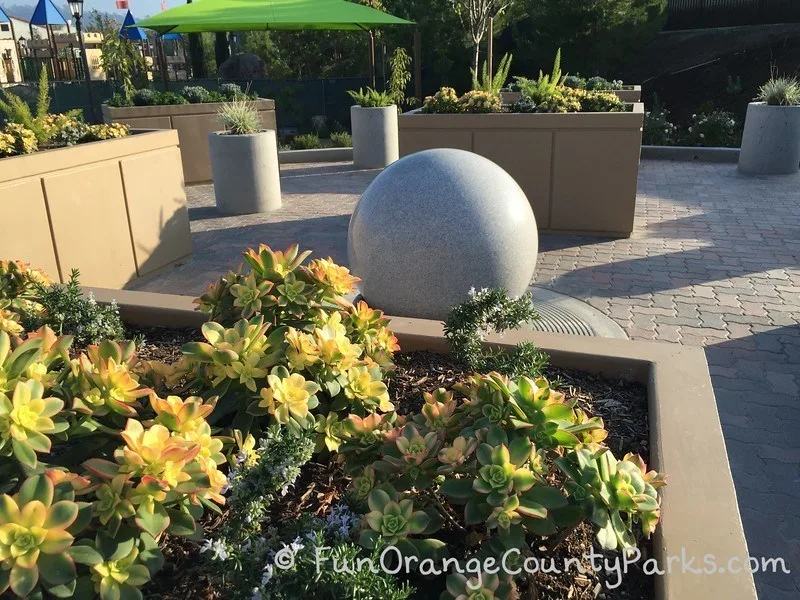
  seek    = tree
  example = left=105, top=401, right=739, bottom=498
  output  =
left=513, top=0, right=666, bottom=76
left=449, top=0, right=521, bottom=77
left=87, top=10, right=146, bottom=98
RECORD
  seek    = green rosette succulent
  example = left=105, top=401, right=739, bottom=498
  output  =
left=556, top=445, right=666, bottom=550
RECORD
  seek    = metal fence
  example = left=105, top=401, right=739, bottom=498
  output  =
left=2, top=77, right=375, bottom=128
left=666, top=0, right=800, bottom=30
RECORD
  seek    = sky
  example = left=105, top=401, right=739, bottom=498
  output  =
left=2, top=0, right=186, bottom=21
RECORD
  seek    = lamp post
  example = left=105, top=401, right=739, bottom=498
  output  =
left=68, top=0, right=97, bottom=122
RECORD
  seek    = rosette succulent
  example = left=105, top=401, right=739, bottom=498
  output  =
left=556, top=445, right=666, bottom=550
left=0, top=379, right=66, bottom=468
left=0, top=474, right=85, bottom=598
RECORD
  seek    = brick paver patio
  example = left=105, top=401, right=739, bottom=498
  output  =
left=130, top=160, right=800, bottom=599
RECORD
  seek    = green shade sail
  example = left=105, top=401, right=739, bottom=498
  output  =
left=135, top=0, right=414, bottom=34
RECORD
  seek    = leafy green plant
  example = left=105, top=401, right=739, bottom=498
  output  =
left=683, top=109, right=741, bottom=147
left=514, top=48, right=564, bottom=105
left=556, top=445, right=665, bottom=550
left=347, top=87, right=395, bottom=108
left=290, top=132, right=321, bottom=149
left=21, top=269, right=124, bottom=346
left=99, top=35, right=147, bottom=101
left=585, top=76, right=623, bottom=90
left=444, top=287, right=548, bottom=378
left=180, top=85, right=211, bottom=104
left=562, top=74, right=587, bottom=89
left=387, top=47, right=413, bottom=108
left=330, top=131, right=352, bottom=147
left=643, top=99, right=678, bottom=146
left=132, top=88, right=158, bottom=106
left=218, top=99, right=262, bottom=135
left=459, top=89, right=502, bottom=113
left=757, top=75, right=800, bottom=106
left=472, top=53, right=513, bottom=95
left=579, top=90, right=626, bottom=112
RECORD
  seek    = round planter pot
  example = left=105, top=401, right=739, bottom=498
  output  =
left=738, top=102, right=800, bottom=175
left=351, top=105, right=399, bottom=169
left=208, top=130, right=281, bottom=215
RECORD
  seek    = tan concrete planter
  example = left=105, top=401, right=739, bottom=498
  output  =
left=399, top=105, right=644, bottom=237
left=500, top=86, right=641, bottom=105
left=88, top=286, right=756, bottom=600
left=102, top=100, right=277, bottom=184
left=0, top=130, right=191, bottom=289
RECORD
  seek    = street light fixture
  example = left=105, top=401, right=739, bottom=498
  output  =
left=69, top=0, right=98, bottom=122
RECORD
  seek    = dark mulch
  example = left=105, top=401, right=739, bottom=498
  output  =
left=137, top=344, right=651, bottom=600
left=126, top=326, right=202, bottom=363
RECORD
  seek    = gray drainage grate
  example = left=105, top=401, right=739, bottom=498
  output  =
left=522, top=287, right=627, bottom=339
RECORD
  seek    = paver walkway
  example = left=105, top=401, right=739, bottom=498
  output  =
left=131, top=160, right=800, bottom=599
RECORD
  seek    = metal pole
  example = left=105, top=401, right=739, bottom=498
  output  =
left=368, top=30, right=375, bottom=88
left=74, top=14, right=97, bottom=122
left=413, top=28, right=422, bottom=103
left=487, top=17, right=493, bottom=89
left=158, top=36, right=170, bottom=91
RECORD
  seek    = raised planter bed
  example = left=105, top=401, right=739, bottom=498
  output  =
left=398, top=105, right=645, bottom=237
left=89, top=285, right=756, bottom=600
left=500, top=86, right=642, bottom=105
left=0, top=129, right=191, bottom=289
left=102, top=99, right=277, bottom=184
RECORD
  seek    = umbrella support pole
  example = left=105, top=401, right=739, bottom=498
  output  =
left=414, top=27, right=421, bottom=103
left=368, top=30, right=375, bottom=88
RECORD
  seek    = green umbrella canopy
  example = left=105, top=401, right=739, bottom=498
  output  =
left=135, top=0, right=414, bottom=34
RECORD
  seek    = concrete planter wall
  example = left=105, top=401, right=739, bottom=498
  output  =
left=208, top=131, right=281, bottom=215
left=500, top=85, right=641, bottom=105
left=738, top=102, right=800, bottom=175
left=350, top=105, right=399, bottom=169
left=399, top=104, right=644, bottom=237
left=0, top=130, right=191, bottom=289
left=88, top=286, right=757, bottom=600
left=102, top=100, right=277, bottom=184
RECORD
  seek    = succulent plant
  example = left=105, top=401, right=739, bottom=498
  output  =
left=0, top=379, right=66, bottom=468
left=373, top=424, right=441, bottom=489
left=68, top=340, right=149, bottom=419
left=442, top=572, right=511, bottom=600
left=360, top=488, right=433, bottom=549
left=0, top=474, right=86, bottom=598
left=556, top=445, right=666, bottom=550
left=250, top=366, right=320, bottom=429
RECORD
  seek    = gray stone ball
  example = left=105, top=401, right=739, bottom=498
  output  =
left=347, top=148, right=538, bottom=320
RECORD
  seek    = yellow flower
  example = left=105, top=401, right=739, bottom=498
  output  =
left=259, top=372, right=320, bottom=424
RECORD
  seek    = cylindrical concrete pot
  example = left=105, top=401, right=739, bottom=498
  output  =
left=738, top=102, right=800, bottom=175
left=350, top=105, right=399, bottom=169
left=208, top=130, right=282, bottom=215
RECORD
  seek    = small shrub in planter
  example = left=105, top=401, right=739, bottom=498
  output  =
left=180, top=85, right=211, bottom=104
left=347, top=87, right=395, bottom=108
left=683, top=109, right=740, bottom=147
left=330, top=130, right=352, bottom=147
left=643, top=101, right=678, bottom=146
left=290, top=132, right=322, bottom=150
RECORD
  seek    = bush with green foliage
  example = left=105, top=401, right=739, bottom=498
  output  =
left=643, top=101, right=678, bottom=146
left=20, top=269, right=125, bottom=345
left=585, top=76, right=624, bottom=90
left=290, top=132, right=322, bottom=149
left=330, top=130, right=352, bottom=147
left=444, top=287, right=548, bottom=378
left=683, top=109, right=741, bottom=147
left=180, top=85, right=212, bottom=104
